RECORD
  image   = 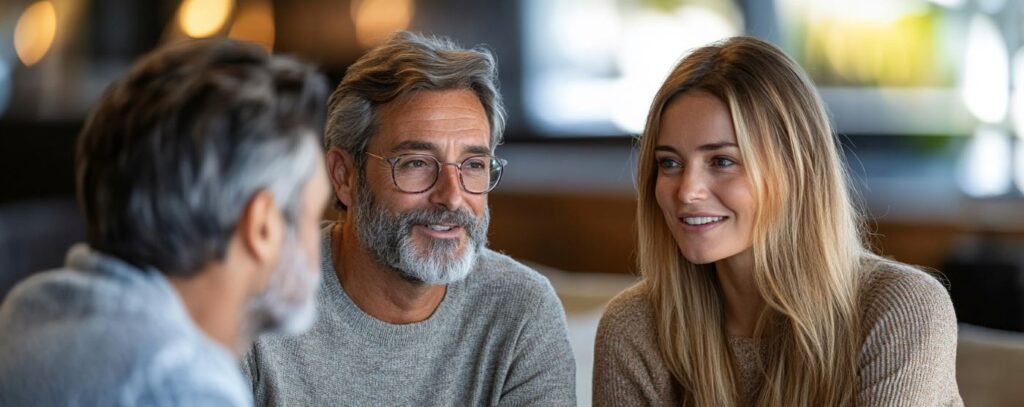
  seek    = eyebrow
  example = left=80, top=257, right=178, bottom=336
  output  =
left=654, top=142, right=738, bottom=154
left=464, top=145, right=492, bottom=155
left=389, top=140, right=492, bottom=155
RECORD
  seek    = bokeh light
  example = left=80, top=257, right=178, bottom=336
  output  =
left=229, top=0, right=275, bottom=51
left=14, top=1, right=57, bottom=66
left=959, top=126, right=1012, bottom=197
left=352, top=0, right=414, bottom=48
left=179, top=0, right=234, bottom=38
left=963, top=13, right=1009, bottom=124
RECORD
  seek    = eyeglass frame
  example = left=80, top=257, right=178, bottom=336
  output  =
left=365, top=151, right=508, bottom=194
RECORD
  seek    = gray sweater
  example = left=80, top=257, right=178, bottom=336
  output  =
left=0, top=245, right=250, bottom=406
left=243, top=224, right=576, bottom=406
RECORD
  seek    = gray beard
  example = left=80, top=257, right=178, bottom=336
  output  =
left=353, top=177, right=489, bottom=285
left=242, top=230, right=321, bottom=342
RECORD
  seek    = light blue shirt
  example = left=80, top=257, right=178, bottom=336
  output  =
left=0, top=244, right=252, bottom=406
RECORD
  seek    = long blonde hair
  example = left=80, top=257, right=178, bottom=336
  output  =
left=637, top=36, right=868, bottom=406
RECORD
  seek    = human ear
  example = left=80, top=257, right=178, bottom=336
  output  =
left=326, top=147, right=356, bottom=210
left=237, top=189, right=284, bottom=270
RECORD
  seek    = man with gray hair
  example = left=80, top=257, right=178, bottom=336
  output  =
left=0, top=39, right=331, bottom=405
left=243, top=31, right=577, bottom=405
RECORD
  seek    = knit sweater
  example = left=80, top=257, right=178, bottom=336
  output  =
left=593, top=263, right=962, bottom=406
left=0, top=244, right=250, bottom=406
left=242, top=223, right=577, bottom=406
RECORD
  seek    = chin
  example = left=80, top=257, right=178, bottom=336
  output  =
left=678, top=246, right=724, bottom=265
left=682, top=255, right=718, bottom=265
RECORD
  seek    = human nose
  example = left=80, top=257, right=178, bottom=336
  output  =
left=677, top=167, right=709, bottom=204
left=427, top=163, right=466, bottom=210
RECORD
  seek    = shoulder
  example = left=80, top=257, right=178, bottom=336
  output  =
left=855, top=258, right=962, bottom=405
left=0, top=303, right=248, bottom=405
left=598, top=282, right=656, bottom=338
left=859, top=259, right=955, bottom=327
left=593, top=282, right=682, bottom=406
left=595, top=282, right=661, bottom=361
left=129, top=339, right=251, bottom=406
left=1, top=268, right=87, bottom=317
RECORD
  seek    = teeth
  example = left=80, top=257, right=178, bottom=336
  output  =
left=427, top=224, right=454, bottom=231
left=683, top=216, right=724, bottom=225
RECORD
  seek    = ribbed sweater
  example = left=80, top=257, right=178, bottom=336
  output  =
left=593, top=262, right=963, bottom=406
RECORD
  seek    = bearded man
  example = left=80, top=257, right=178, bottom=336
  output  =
left=0, top=39, right=330, bottom=406
left=241, top=31, right=577, bottom=406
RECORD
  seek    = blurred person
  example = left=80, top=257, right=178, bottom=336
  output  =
left=0, top=39, right=331, bottom=406
left=242, top=31, right=576, bottom=406
left=593, top=36, right=961, bottom=406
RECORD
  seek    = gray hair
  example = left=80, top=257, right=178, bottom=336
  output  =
left=324, top=31, right=506, bottom=209
left=76, top=39, right=329, bottom=277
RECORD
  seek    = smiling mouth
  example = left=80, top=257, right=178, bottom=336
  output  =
left=681, top=216, right=727, bottom=226
left=417, top=224, right=464, bottom=238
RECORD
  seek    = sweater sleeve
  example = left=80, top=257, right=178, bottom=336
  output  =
left=592, top=284, right=681, bottom=407
left=857, top=266, right=963, bottom=406
left=498, top=279, right=577, bottom=407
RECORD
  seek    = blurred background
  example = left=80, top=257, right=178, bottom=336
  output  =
left=2, top=0, right=1024, bottom=405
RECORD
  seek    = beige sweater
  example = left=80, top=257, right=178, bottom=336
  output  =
left=593, top=264, right=963, bottom=406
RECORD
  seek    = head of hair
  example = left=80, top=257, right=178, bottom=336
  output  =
left=636, top=36, right=866, bottom=405
left=76, top=38, right=329, bottom=277
left=323, top=30, right=506, bottom=210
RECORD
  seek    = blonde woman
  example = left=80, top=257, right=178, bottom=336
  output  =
left=593, top=37, right=961, bottom=406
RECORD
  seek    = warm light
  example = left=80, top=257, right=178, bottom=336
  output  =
left=789, top=0, right=940, bottom=87
left=14, top=1, right=57, bottom=66
left=963, top=13, right=1009, bottom=124
left=959, top=127, right=1012, bottom=197
left=352, top=0, right=414, bottom=48
left=179, top=0, right=234, bottom=38
left=229, top=0, right=274, bottom=51
left=786, top=0, right=926, bottom=24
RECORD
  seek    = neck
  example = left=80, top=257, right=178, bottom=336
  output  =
left=715, top=249, right=765, bottom=338
left=167, top=263, right=250, bottom=356
left=332, top=222, right=446, bottom=324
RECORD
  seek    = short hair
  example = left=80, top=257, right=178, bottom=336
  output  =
left=324, top=31, right=506, bottom=210
left=76, top=39, right=329, bottom=277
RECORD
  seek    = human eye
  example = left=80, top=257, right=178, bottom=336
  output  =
left=657, top=157, right=681, bottom=169
left=711, top=156, right=737, bottom=168
left=464, top=156, right=488, bottom=170
left=398, top=155, right=434, bottom=170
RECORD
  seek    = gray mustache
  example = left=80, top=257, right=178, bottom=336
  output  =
left=400, top=208, right=478, bottom=231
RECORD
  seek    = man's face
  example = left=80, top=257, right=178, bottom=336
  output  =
left=248, top=154, right=331, bottom=335
left=354, top=89, right=492, bottom=284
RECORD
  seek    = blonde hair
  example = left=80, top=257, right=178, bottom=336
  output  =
left=637, top=36, right=869, bottom=405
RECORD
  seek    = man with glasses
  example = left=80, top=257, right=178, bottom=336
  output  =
left=242, top=32, right=577, bottom=405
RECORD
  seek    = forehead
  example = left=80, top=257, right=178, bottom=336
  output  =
left=372, top=89, right=491, bottom=152
left=656, top=91, right=736, bottom=148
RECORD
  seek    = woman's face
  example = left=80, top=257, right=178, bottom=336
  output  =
left=654, top=91, right=755, bottom=266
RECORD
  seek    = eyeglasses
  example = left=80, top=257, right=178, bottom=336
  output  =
left=366, top=152, right=508, bottom=194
